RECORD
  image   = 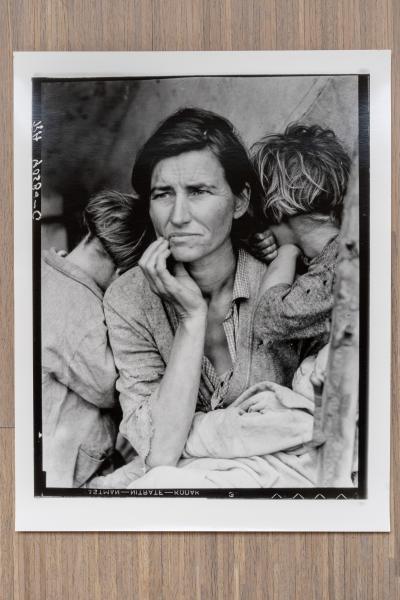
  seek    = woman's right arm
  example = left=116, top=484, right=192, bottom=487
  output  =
left=138, top=239, right=209, bottom=467
left=147, top=312, right=206, bottom=467
left=105, top=239, right=208, bottom=468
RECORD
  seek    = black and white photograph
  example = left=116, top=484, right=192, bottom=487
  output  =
left=14, top=51, right=391, bottom=531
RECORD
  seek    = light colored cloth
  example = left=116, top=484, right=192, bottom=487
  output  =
left=128, top=380, right=318, bottom=489
left=42, top=249, right=118, bottom=487
left=128, top=453, right=320, bottom=489
left=86, top=455, right=146, bottom=489
left=104, top=249, right=312, bottom=462
left=183, top=381, right=314, bottom=459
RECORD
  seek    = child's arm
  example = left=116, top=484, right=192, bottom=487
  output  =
left=259, top=244, right=301, bottom=295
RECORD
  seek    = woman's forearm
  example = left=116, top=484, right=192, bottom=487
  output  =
left=146, top=311, right=207, bottom=468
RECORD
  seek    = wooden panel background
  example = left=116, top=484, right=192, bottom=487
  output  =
left=0, top=0, right=397, bottom=598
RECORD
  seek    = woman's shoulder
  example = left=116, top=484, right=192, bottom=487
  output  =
left=104, top=266, right=162, bottom=319
left=105, top=266, right=148, bottom=304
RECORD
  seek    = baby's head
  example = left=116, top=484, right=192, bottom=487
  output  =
left=252, top=123, right=351, bottom=227
left=82, top=190, right=154, bottom=286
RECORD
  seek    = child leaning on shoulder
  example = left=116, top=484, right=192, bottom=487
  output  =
left=251, top=123, right=351, bottom=355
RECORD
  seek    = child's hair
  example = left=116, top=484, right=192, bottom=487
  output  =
left=82, top=190, right=154, bottom=273
left=252, top=123, right=351, bottom=225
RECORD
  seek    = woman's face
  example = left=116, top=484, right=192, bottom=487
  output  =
left=149, top=148, right=248, bottom=263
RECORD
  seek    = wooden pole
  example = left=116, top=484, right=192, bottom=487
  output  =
left=316, top=169, right=360, bottom=487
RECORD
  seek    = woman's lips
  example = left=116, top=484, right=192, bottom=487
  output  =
left=168, top=233, right=200, bottom=241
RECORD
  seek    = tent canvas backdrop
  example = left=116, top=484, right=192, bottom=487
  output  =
left=40, top=75, right=358, bottom=251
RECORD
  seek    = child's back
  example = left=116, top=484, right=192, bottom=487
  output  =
left=42, top=248, right=118, bottom=488
left=41, top=190, right=153, bottom=487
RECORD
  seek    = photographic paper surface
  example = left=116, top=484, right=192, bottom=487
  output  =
left=14, top=51, right=391, bottom=531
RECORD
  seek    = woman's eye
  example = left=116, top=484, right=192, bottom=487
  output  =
left=190, top=188, right=209, bottom=196
left=152, top=192, right=170, bottom=200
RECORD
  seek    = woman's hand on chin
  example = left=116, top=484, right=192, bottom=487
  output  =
left=138, top=238, right=207, bottom=321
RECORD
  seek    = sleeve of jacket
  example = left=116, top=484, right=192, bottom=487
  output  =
left=255, top=260, right=335, bottom=340
left=103, top=288, right=166, bottom=461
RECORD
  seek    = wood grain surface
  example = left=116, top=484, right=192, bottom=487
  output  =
left=1, top=1, right=397, bottom=598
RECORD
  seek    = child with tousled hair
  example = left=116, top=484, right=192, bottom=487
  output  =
left=251, top=123, right=351, bottom=353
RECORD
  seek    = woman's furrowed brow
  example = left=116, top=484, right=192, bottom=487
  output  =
left=186, top=183, right=217, bottom=190
left=150, top=185, right=172, bottom=194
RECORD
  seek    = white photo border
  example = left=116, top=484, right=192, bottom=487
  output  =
left=14, top=51, right=391, bottom=531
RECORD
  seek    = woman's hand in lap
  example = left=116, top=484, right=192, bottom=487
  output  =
left=236, top=391, right=277, bottom=415
left=139, top=238, right=207, bottom=321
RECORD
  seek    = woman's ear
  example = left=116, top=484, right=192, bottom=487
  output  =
left=233, top=183, right=251, bottom=220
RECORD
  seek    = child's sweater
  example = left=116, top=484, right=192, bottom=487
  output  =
left=254, top=235, right=340, bottom=353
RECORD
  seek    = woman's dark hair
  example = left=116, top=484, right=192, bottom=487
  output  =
left=83, top=190, right=154, bottom=273
left=131, top=108, right=264, bottom=238
left=252, top=123, right=351, bottom=225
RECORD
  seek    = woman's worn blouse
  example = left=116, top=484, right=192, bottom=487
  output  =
left=104, top=243, right=337, bottom=462
left=182, top=249, right=250, bottom=412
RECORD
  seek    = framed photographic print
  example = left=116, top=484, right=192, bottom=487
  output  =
left=14, top=50, right=391, bottom=531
